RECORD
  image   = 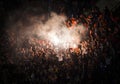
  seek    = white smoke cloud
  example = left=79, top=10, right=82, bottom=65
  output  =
left=6, top=12, right=88, bottom=62
left=7, top=12, right=87, bottom=49
left=35, top=12, right=87, bottom=50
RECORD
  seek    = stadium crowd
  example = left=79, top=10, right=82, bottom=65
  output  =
left=0, top=4, right=120, bottom=84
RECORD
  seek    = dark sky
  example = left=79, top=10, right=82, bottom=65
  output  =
left=0, top=0, right=99, bottom=14
left=0, top=0, right=100, bottom=29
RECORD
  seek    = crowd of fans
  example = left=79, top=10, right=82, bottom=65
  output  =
left=0, top=4, right=120, bottom=84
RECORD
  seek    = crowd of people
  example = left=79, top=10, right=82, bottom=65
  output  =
left=0, top=3, right=120, bottom=84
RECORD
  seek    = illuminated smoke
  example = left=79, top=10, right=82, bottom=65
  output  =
left=6, top=12, right=88, bottom=61
left=36, top=13, right=87, bottom=50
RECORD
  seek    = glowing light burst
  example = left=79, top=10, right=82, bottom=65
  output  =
left=43, top=25, right=80, bottom=50
left=36, top=13, right=87, bottom=52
